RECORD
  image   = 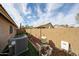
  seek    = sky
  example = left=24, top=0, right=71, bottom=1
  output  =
left=1, top=3, right=79, bottom=27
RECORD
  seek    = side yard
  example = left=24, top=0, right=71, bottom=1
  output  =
left=18, top=40, right=39, bottom=56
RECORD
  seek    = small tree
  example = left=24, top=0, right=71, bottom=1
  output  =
left=76, top=13, right=79, bottom=24
left=25, top=25, right=33, bottom=29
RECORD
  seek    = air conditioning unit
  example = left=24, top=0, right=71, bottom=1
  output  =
left=8, top=35, right=28, bottom=56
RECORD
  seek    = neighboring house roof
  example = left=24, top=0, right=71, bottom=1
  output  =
left=0, top=4, right=17, bottom=28
left=54, top=24, right=72, bottom=28
left=36, top=23, right=54, bottom=28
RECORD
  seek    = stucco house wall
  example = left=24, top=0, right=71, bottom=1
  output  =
left=0, top=14, right=17, bottom=52
left=0, top=4, right=17, bottom=52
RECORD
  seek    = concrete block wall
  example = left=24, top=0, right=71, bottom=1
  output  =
left=26, top=28, right=79, bottom=55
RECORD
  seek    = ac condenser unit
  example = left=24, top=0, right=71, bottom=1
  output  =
left=8, top=35, right=28, bottom=56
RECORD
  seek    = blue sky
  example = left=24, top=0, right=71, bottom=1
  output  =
left=1, top=3, right=79, bottom=27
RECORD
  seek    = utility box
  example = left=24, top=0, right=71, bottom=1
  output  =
left=8, top=34, right=28, bottom=56
left=61, top=41, right=69, bottom=51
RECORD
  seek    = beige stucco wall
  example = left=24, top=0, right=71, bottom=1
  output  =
left=26, top=28, right=79, bottom=55
left=0, top=15, right=17, bottom=51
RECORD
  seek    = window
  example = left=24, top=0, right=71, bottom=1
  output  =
left=0, top=27, right=3, bottom=35
left=9, top=26, right=13, bottom=34
left=0, top=27, right=1, bottom=33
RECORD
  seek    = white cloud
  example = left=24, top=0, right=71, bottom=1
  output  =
left=51, top=12, right=75, bottom=25
left=21, top=3, right=27, bottom=14
left=2, top=3, right=24, bottom=27
left=32, top=3, right=64, bottom=27
left=69, top=4, right=79, bottom=24
left=2, top=3, right=79, bottom=27
left=47, top=3, right=63, bottom=13
left=20, top=3, right=32, bottom=15
left=62, top=4, right=79, bottom=25
left=33, top=3, right=79, bottom=27
left=50, top=4, right=79, bottom=26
